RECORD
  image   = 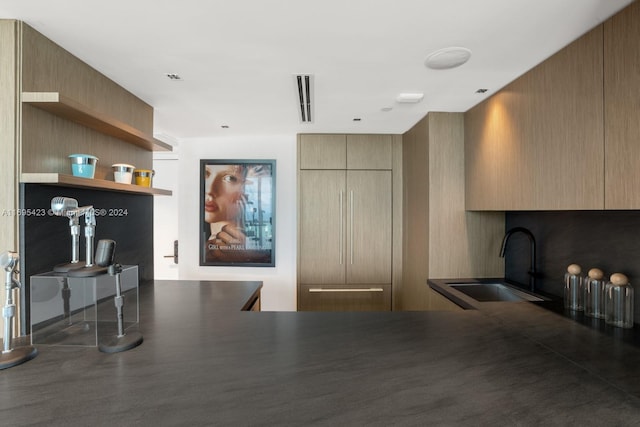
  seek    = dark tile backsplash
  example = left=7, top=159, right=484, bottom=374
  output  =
left=504, top=211, right=640, bottom=322
left=19, top=184, right=154, bottom=332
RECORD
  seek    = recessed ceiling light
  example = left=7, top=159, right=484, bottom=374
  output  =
left=381, top=107, right=393, bottom=112
left=166, top=73, right=182, bottom=80
left=476, top=88, right=488, bottom=93
left=425, top=47, right=472, bottom=70
left=353, top=118, right=362, bottom=122
left=221, top=125, right=229, bottom=129
left=396, top=93, right=424, bottom=103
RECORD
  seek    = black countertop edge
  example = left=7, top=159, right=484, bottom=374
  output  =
left=147, top=279, right=263, bottom=312
left=239, top=284, right=262, bottom=311
left=427, top=277, right=484, bottom=310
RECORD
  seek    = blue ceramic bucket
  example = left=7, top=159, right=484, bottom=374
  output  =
left=69, top=154, right=98, bottom=178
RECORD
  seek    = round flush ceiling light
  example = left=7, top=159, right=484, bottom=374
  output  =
left=425, top=47, right=472, bottom=70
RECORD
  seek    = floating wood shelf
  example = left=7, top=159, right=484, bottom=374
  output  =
left=21, top=173, right=172, bottom=196
left=22, top=92, right=173, bottom=152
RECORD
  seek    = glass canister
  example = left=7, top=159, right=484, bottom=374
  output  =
left=564, top=263, right=584, bottom=311
left=584, top=268, right=607, bottom=319
left=605, top=273, right=634, bottom=329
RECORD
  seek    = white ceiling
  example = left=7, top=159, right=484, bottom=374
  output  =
left=0, top=0, right=633, bottom=143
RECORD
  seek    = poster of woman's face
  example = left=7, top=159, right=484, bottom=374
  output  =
left=200, top=160, right=276, bottom=267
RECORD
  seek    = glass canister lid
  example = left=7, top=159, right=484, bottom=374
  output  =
left=609, top=273, right=630, bottom=286
left=567, top=264, right=582, bottom=275
left=587, top=268, right=604, bottom=280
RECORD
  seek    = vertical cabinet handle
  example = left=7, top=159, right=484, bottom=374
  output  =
left=350, top=190, right=354, bottom=265
left=339, top=191, right=344, bottom=265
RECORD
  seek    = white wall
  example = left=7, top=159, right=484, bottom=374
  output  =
left=177, top=135, right=297, bottom=311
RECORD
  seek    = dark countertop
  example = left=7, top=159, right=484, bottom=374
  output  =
left=428, top=277, right=640, bottom=346
left=3, top=280, right=640, bottom=426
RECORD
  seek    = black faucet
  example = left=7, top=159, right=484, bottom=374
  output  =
left=499, top=227, right=536, bottom=292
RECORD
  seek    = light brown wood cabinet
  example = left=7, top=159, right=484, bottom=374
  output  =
left=465, top=25, right=604, bottom=211
left=297, top=134, right=395, bottom=311
left=465, top=2, right=640, bottom=212
left=299, top=134, right=393, bottom=170
left=604, top=1, right=640, bottom=209
left=401, top=113, right=504, bottom=311
left=299, top=169, right=392, bottom=284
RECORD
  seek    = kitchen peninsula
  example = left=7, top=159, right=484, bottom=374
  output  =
left=3, top=280, right=640, bottom=425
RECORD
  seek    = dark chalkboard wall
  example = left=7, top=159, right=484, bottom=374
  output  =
left=504, top=211, right=640, bottom=323
left=19, top=184, right=154, bottom=331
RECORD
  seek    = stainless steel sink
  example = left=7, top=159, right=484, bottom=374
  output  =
left=448, top=282, right=544, bottom=302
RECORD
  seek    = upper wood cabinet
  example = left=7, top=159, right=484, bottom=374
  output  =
left=299, top=134, right=346, bottom=169
left=604, top=1, right=640, bottom=209
left=346, top=134, right=393, bottom=170
left=299, top=134, right=393, bottom=170
left=465, top=26, right=604, bottom=211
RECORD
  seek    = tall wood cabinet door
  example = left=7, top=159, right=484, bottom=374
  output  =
left=299, top=170, right=346, bottom=284
left=346, top=170, right=392, bottom=284
left=299, top=134, right=346, bottom=169
left=346, top=134, right=393, bottom=170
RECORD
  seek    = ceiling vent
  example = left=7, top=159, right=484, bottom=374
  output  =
left=295, top=74, right=313, bottom=123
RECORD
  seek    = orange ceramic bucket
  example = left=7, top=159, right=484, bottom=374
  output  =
left=133, top=169, right=154, bottom=187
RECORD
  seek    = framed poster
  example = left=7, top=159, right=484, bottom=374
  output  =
left=200, top=159, right=276, bottom=267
